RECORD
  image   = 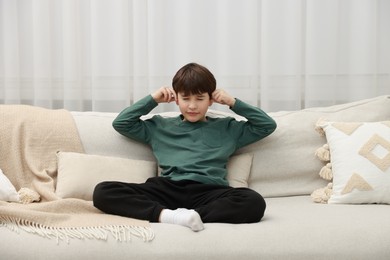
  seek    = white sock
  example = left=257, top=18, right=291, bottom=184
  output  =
left=160, top=208, right=204, bottom=232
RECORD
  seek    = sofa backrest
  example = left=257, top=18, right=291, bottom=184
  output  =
left=72, top=95, right=390, bottom=198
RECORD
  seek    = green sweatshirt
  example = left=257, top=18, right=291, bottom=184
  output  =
left=113, top=95, right=276, bottom=186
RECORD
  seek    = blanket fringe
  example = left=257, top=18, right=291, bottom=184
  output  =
left=0, top=216, right=154, bottom=244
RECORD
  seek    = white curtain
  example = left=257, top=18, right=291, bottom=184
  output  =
left=1, top=0, right=389, bottom=113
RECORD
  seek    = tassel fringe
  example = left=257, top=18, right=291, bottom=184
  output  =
left=311, top=183, right=333, bottom=204
left=319, top=163, right=333, bottom=180
left=315, top=144, right=330, bottom=161
left=314, top=118, right=328, bottom=136
left=18, top=188, right=41, bottom=204
left=312, top=118, right=334, bottom=203
left=0, top=216, right=154, bottom=244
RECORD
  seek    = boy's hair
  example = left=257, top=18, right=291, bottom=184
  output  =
left=172, top=63, right=216, bottom=97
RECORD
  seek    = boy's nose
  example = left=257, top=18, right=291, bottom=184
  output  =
left=188, top=102, right=197, bottom=109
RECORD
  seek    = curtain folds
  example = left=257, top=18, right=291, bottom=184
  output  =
left=1, top=0, right=389, bottom=112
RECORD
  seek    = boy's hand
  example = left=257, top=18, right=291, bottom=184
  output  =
left=152, top=87, right=177, bottom=103
left=212, top=89, right=236, bottom=107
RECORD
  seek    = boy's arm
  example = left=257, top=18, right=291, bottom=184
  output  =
left=230, top=98, right=277, bottom=148
left=112, top=95, right=158, bottom=143
left=112, top=87, right=176, bottom=143
left=212, top=89, right=277, bottom=149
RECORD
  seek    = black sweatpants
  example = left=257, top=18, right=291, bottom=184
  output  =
left=93, top=177, right=266, bottom=223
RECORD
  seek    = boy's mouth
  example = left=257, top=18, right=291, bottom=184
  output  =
left=187, top=112, right=199, bottom=116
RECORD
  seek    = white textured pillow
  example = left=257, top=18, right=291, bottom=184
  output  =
left=226, top=153, right=253, bottom=188
left=321, top=121, right=390, bottom=204
left=56, top=152, right=157, bottom=200
left=0, top=168, right=20, bottom=202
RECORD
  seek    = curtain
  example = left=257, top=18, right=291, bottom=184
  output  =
left=1, top=0, right=389, bottom=113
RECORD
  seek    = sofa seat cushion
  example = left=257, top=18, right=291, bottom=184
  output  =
left=2, top=196, right=390, bottom=260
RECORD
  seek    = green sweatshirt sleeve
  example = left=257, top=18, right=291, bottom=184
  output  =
left=112, top=95, right=158, bottom=144
left=230, top=98, right=277, bottom=149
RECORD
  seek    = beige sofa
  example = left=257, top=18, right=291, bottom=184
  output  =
left=1, top=95, right=390, bottom=260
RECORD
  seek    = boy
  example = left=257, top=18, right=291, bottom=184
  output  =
left=93, top=63, right=276, bottom=231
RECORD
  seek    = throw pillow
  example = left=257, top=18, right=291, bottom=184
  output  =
left=319, top=121, right=390, bottom=204
left=56, top=152, right=157, bottom=200
left=0, top=168, right=20, bottom=202
left=226, top=153, right=254, bottom=188
left=156, top=153, right=254, bottom=188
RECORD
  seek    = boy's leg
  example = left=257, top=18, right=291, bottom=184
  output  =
left=188, top=184, right=266, bottom=223
left=93, top=177, right=204, bottom=231
left=93, top=177, right=167, bottom=222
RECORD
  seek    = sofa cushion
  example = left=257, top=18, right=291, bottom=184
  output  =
left=318, top=121, right=390, bottom=204
left=71, top=111, right=156, bottom=161
left=236, top=95, right=390, bottom=197
left=226, top=153, right=253, bottom=188
left=72, top=95, right=390, bottom=198
left=55, top=151, right=253, bottom=200
left=55, top=152, right=157, bottom=200
left=71, top=111, right=254, bottom=188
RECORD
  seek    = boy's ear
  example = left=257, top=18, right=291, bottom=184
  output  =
left=209, top=98, right=213, bottom=106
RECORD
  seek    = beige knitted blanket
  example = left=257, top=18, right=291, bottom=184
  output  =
left=0, top=105, right=153, bottom=243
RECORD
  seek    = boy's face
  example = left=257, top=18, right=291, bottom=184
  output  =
left=176, top=92, right=213, bottom=122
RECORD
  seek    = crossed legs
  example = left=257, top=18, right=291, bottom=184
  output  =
left=93, top=177, right=266, bottom=231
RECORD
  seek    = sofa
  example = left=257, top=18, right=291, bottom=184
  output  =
left=1, top=95, right=390, bottom=260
